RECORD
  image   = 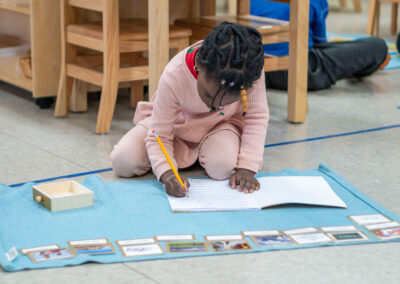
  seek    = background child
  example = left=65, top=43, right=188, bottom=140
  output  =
left=110, top=22, right=269, bottom=197
left=251, top=0, right=389, bottom=90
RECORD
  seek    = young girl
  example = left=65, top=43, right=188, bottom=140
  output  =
left=110, top=22, right=269, bottom=197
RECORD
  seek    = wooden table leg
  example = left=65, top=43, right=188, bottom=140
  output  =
left=391, top=2, right=398, bottom=35
left=148, top=0, right=169, bottom=98
left=287, top=0, right=309, bottom=123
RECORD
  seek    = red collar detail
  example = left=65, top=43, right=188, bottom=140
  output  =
left=186, top=47, right=199, bottom=79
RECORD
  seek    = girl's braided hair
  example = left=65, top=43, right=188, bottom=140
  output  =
left=197, top=22, right=264, bottom=91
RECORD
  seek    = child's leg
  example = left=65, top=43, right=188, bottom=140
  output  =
left=199, top=130, right=239, bottom=180
left=110, top=125, right=151, bottom=177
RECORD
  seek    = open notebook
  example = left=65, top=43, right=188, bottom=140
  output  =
left=166, top=176, right=347, bottom=212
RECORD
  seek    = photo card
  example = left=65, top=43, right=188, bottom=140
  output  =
left=327, top=231, right=369, bottom=242
left=68, top=238, right=115, bottom=255
left=27, top=247, right=73, bottom=263
left=19, top=244, right=61, bottom=255
left=242, top=230, right=293, bottom=246
left=166, top=241, right=208, bottom=253
left=370, top=227, right=400, bottom=240
left=120, top=243, right=164, bottom=257
left=205, top=235, right=252, bottom=252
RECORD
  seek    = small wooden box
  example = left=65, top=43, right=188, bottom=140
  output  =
left=33, top=181, right=94, bottom=212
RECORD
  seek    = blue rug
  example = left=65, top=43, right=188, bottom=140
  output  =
left=0, top=164, right=399, bottom=272
left=327, top=33, right=400, bottom=70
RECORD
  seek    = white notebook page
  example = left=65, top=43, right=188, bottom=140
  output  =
left=167, top=179, right=259, bottom=212
left=167, top=176, right=346, bottom=212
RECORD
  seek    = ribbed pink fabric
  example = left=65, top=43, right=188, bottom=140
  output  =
left=131, top=43, right=269, bottom=181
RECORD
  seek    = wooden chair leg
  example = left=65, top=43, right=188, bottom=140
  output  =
left=96, top=0, right=120, bottom=134
left=353, top=0, right=361, bottom=12
left=391, top=3, right=398, bottom=35
left=287, top=0, right=309, bottom=123
left=55, top=0, right=76, bottom=117
left=374, top=1, right=381, bottom=36
left=130, top=53, right=144, bottom=108
left=367, top=0, right=377, bottom=35
left=70, top=79, right=88, bottom=112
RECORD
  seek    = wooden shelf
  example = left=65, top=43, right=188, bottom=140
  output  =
left=0, top=54, right=32, bottom=91
left=0, top=1, right=30, bottom=15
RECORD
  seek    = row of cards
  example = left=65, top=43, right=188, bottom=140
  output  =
left=14, top=214, right=400, bottom=263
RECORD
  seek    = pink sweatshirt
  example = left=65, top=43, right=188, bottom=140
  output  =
left=134, top=43, right=269, bottom=181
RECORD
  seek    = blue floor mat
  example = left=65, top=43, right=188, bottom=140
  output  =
left=0, top=164, right=399, bottom=272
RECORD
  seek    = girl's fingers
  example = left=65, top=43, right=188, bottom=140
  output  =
left=239, top=175, right=246, bottom=192
left=229, top=175, right=237, bottom=189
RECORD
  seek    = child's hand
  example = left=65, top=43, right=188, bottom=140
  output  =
left=160, top=170, right=190, bottom=197
left=229, top=168, right=260, bottom=194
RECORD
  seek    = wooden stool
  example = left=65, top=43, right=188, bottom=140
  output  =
left=339, top=0, right=362, bottom=12
left=174, top=0, right=309, bottom=123
left=367, top=0, right=399, bottom=36
left=55, top=0, right=191, bottom=133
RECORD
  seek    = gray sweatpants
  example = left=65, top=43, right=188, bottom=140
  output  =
left=265, top=37, right=388, bottom=91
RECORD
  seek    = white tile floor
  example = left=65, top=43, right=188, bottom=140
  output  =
left=1, top=1, right=399, bottom=283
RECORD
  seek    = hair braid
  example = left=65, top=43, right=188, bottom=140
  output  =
left=198, top=22, right=264, bottom=91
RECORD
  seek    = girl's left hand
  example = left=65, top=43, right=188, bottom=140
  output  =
left=229, top=168, right=260, bottom=194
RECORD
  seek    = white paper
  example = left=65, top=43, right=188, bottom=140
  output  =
left=206, top=235, right=244, bottom=241
left=118, top=238, right=155, bottom=246
left=284, top=227, right=318, bottom=235
left=243, top=230, right=280, bottom=236
left=156, top=235, right=194, bottom=241
left=122, top=244, right=163, bottom=257
left=290, top=233, right=332, bottom=244
left=365, top=221, right=400, bottom=231
left=6, top=247, right=17, bottom=262
left=70, top=239, right=108, bottom=246
left=167, top=176, right=346, bottom=212
left=350, top=214, right=391, bottom=225
left=320, top=225, right=358, bottom=233
left=167, top=179, right=259, bottom=212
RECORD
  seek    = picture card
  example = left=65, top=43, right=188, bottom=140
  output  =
left=120, top=243, right=164, bottom=257
left=208, top=239, right=252, bottom=252
left=68, top=238, right=115, bottom=255
left=348, top=214, right=391, bottom=225
left=166, top=241, right=208, bottom=253
left=364, top=221, right=400, bottom=231
left=320, top=225, right=358, bottom=233
left=205, top=235, right=244, bottom=241
left=327, top=231, right=369, bottom=242
left=370, top=227, right=400, bottom=240
left=27, top=248, right=73, bottom=263
left=283, top=227, right=318, bottom=235
left=117, top=238, right=156, bottom=246
left=155, top=234, right=195, bottom=241
left=20, top=244, right=61, bottom=255
left=289, top=232, right=332, bottom=245
left=251, top=234, right=294, bottom=246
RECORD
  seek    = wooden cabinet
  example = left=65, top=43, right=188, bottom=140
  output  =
left=0, top=0, right=61, bottom=98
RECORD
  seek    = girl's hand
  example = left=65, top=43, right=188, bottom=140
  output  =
left=229, top=168, right=260, bottom=194
left=160, top=170, right=190, bottom=197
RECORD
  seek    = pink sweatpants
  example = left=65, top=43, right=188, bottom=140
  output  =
left=110, top=125, right=240, bottom=180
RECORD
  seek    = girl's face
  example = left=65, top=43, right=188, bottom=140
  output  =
left=196, top=56, right=241, bottom=110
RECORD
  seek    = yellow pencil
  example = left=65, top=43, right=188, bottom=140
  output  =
left=153, top=131, right=188, bottom=195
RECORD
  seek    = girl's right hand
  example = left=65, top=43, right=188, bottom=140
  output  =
left=160, top=170, right=190, bottom=197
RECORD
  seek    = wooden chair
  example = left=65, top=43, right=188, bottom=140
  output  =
left=54, top=0, right=191, bottom=133
left=174, top=0, right=309, bottom=123
left=367, top=0, right=399, bottom=36
left=339, top=0, right=362, bottom=12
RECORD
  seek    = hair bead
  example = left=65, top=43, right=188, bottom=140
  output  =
left=240, top=86, right=248, bottom=116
